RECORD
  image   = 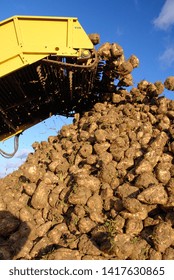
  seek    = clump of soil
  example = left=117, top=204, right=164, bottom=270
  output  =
left=1, top=44, right=174, bottom=260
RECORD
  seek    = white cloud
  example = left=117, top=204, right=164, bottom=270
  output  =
left=159, top=46, right=174, bottom=68
left=0, top=148, right=32, bottom=178
left=0, top=171, right=6, bottom=178
left=134, top=0, right=139, bottom=7
left=15, top=148, right=32, bottom=159
left=115, top=26, right=123, bottom=37
left=0, top=162, right=18, bottom=178
left=5, top=161, right=20, bottom=170
left=153, top=0, right=174, bottom=30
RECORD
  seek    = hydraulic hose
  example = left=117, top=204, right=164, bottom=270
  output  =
left=0, top=134, right=19, bottom=158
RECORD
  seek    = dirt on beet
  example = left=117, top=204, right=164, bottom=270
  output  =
left=1, top=43, right=174, bottom=260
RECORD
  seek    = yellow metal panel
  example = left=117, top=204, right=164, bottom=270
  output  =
left=0, top=55, right=25, bottom=77
left=72, top=20, right=93, bottom=49
left=0, top=15, right=93, bottom=78
left=0, top=130, right=23, bottom=142
left=0, top=19, right=20, bottom=64
left=19, top=18, right=68, bottom=50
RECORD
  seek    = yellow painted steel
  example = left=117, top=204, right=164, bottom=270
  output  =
left=0, top=130, right=23, bottom=142
left=0, top=15, right=93, bottom=77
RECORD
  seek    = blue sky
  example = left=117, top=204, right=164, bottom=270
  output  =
left=0, top=0, right=174, bottom=177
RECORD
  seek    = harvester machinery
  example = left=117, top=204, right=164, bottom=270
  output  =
left=0, top=15, right=130, bottom=157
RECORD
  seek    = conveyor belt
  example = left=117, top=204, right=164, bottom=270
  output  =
left=0, top=52, right=98, bottom=140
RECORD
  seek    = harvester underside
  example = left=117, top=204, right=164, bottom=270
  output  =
left=0, top=54, right=98, bottom=141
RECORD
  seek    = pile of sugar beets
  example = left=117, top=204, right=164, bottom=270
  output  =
left=1, top=41, right=174, bottom=260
